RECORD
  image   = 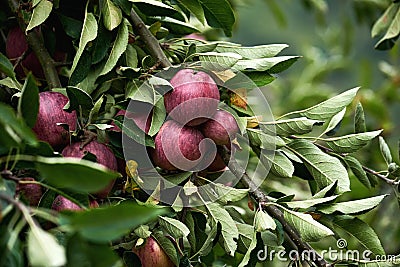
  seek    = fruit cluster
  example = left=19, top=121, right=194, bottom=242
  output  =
left=17, top=91, right=117, bottom=211
left=150, top=68, right=239, bottom=172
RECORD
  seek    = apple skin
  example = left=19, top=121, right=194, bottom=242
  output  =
left=32, top=92, right=77, bottom=150
left=51, top=195, right=99, bottom=211
left=15, top=177, right=43, bottom=206
left=61, top=140, right=118, bottom=198
left=164, top=69, right=220, bottom=126
left=51, top=195, right=82, bottom=211
left=133, top=237, right=175, bottom=267
left=6, top=27, right=44, bottom=78
left=201, top=110, right=239, bottom=145
left=151, top=120, right=212, bottom=171
left=207, top=152, right=226, bottom=172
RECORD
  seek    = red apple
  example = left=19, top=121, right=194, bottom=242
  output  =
left=62, top=140, right=118, bottom=198
left=51, top=195, right=82, bottom=211
left=207, top=152, right=226, bottom=172
left=15, top=177, right=42, bottom=206
left=133, top=237, right=175, bottom=267
left=6, top=27, right=44, bottom=78
left=151, top=120, right=213, bottom=171
left=32, top=92, right=77, bottom=149
left=164, top=69, right=220, bottom=126
left=201, top=110, right=239, bottom=145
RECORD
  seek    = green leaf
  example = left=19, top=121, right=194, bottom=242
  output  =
left=254, top=210, right=276, bottom=232
left=375, top=7, right=400, bottom=50
left=234, top=56, right=300, bottom=72
left=66, top=234, right=122, bottom=267
left=58, top=14, right=83, bottom=39
left=0, top=52, right=16, bottom=80
left=299, top=87, right=359, bottom=120
left=333, top=216, right=385, bottom=256
left=102, top=0, right=122, bottom=31
left=134, top=225, right=152, bottom=239
left=158, top=216, right=190, bottom=239
left=196, top=223, right=218, bottom=256
left=283, top=195, right=337, bottom=209
left=176, top=0, right=205, bottom=25
left=372, top=3, right=399, bottom=38
left=343, top=156, right=371, bottom=189
left=199, top=0, right=235, bottom=36
left=196, top=52, right=242, bottom=69
left=237, top=230, right=258, bottom=267
left=215, top=44, right=288, bottom=59
left=18, top=74, right=39, bottom=128
left=318, top=195, right=387, bottom=215
left=354, top=102, right=366, bottom=133
left=65, top=201, right=165, bottom=242
left=245, top=71, right=275, bottom=87
left=88, top=96, right=104, bottom=125
left=35, top=156, right=120, bottom=193
left=130, top=0, right=177, bottom=16
left=261, top=150, right=294, bottom=178
left=153, top=16, right=199, bottom=35
left=379, top=136, right=392, bottom=164
left=27, top=226, right=66, bottom=267
left=0, top=77, right=22, bottom=90
left=100, top=18, right=129, bottom=76
left=125, top=44, right=138, bottom=68
left=312, top=181, right=338, bottom=198
left=205, top=202, right=239, bottom=256
left=71, top=11, right=98, bottom=74
left=26, top=0, right=53, bottom=32
left=66, top=86, right=94, bottom=112
left=248, top=128, right=286, bottom=149
left=261, top=117, right=324, bottom=136
left=287, top=139, right=350, bottom=194
left=324, top=130, right=382, bottom=153
left=283, top=208, right=334, bottom=242
left=151, top=231, right=180, bottom=266
left=147, top=98, right=166, bottom=137
left=114, top=119, right=154, bottom=147
left=322, top=107, right=346, bottom=136
left=213, top=183, right=249, bottom=204
left=0, top=103, right=38, bottom=148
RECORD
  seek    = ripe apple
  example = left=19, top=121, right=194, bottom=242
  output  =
left=32, top=91, right=77, bottom=150
left=6, top=27, right=44, bottom=78
left=151, top=120, right=213, bottom=171
left=201, top=110, right=239, bottom=145
left=133, top=237, right=175, bottom=267
left=61, top=140, right=118, bottom=198
left=15, top=177, right=42, bottom=206
left=51, top=195, right=99, bottom=211
left=111, top=109, right=151, bottom=134
left=164, top=69, right=220, bottom=126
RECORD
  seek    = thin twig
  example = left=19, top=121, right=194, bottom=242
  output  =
left=220, top=148, right=331, bottom=267
left=129, top=8, right=172, bottom=68
left=309, top=138, right=400, bottom=186
left=7, top=0, right=61, bottom=88
left=125, top=8, right=330, bottom=266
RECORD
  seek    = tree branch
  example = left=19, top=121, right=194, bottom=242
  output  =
left=220, top=148, right=331, bottom=267
left=129, top=8, right=172, bottom=68
left=125, top=9, right=330, bottom=265
left=7, top=0, right=61, bottom=89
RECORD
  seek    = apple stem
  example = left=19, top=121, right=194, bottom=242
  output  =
left=129, top=8, right=172, bottom=68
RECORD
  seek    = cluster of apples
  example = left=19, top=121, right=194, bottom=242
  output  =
left=16, top=91, right=118, bottom=210
left=150, top=68, right=239, bottom=172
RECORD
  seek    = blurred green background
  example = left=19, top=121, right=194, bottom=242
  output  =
left=228, top=0, right=400, bottom=264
